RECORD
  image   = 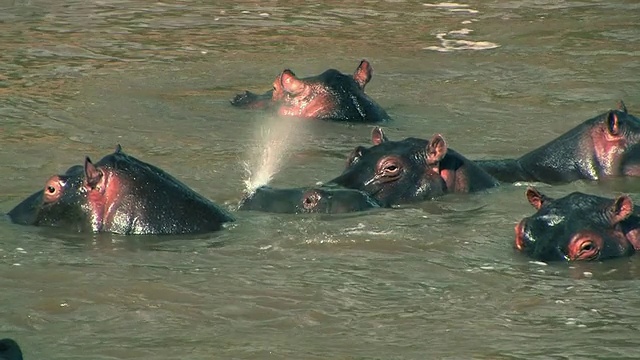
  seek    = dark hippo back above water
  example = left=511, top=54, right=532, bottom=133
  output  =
left=477, top=102, right=640, bottom=184
left=230, top=59, right=391, bottom=123
left=0, top=339, right=23, bottom=360
left=515, top=187, right=640, bottom=262
left=238, top=185, right=381, bottom=214
left=8, top=145, right=234, bottom=235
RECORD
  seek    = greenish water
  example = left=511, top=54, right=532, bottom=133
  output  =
left=1, top=1, right=640, bottom=358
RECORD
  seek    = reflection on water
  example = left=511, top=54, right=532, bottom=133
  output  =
left=1, top=0, right=640, bottom=359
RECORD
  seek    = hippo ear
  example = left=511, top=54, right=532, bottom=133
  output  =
left=280, top=69, right=305, bottom=95
left=525, top=187, right=549, bottom=210
left=608, top=195, right=634, bottom=225
left=607, top=111, right=621, bottom=136
left=371, top=127, right=388, bottom=145
left=426, top=134, right=447, bottom=164
left=617, top=100, right=628, bottom=114
left=353, top=59, right=372, bottom=90
left=114, top=144, right=123, bottom=154
left=84, top=157, right=103, bottom=189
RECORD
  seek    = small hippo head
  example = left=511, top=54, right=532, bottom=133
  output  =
left=327, top=127, right=447, bottom=206
left=270, top=59, right=389, bottom=122
left=238, top=185, right=380, bottom=214
left=514, top=187, right=640, bottom=261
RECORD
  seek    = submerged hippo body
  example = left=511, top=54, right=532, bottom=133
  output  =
left=326, top=127, right=499, bottom=206
left=477, top=102, right=640, bottom=184
left=231, top=59, right=391, bottom=123
left=238, top=185, right=381, bottom=214
left=515, top=187, right=640, bottom=262
left=0, top=339, right=23, bottom=360
left=8, top=146, right=234, bottom=235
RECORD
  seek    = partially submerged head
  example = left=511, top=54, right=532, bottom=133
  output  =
left=514, top=187, right=640, bottom=261
left=238, top=185, right=381, bottom=214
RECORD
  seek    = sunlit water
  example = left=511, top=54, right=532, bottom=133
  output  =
left=1, top=0, right=640, bottom=359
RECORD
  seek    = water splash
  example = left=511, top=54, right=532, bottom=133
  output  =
left=243, top=116, right=305, bottom=194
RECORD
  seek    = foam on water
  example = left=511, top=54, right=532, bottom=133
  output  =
left=243, top=115, right=305, bottom=194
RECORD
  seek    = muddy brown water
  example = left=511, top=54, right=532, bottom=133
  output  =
left=1, top=1, right=640, bottom=359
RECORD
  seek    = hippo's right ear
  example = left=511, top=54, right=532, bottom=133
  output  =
left=114, top=144, right=123, bottom=154
left=426, top=134, right=447, bottom=164
left=280, top=69, right=305, bottom=95
left=608, top=195, right=634, bottom=225
left=371, top=127, right=388, bottom=145
left=353, top=59, right=372, bottom=90
left=84, top=157, right=103, bottom=189
left=525, top=187, right=549, bottom=210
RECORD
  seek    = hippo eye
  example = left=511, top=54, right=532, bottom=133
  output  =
left=383, top=164, right=400, bottom=176
left=43, top=177, right=64, bottom=203
left=580, top=241, right=595, bottom=252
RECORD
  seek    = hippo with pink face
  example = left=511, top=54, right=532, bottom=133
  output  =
left=8, top=145, right=234, bottom=235
left=515, top=187, right=640, bottom=261
left=230, top=59, right=391, bottom=123
left=476, top=101, right=640, bottom=184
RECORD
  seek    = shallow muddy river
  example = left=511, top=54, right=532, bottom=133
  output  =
left=2, top=0, right=640, bottom=358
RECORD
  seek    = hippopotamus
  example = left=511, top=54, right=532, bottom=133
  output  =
left=8, top=145, right=234, bottom=235
left=514, top=187, right=640, bottom=261
left=326, top=127, right=499, bottom=206
left=230, top=59, right=391, bottom=123
left=0, top=338, right=23, bottom=360
left=238, top=185, right=381, bottom=214
left=476, top=101, right=640, bottom=184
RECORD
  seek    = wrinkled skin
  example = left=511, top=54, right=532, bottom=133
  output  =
left=230, top=59, right=391, bottom=123
left=477, top=101, right=640, bottom=184
left=238, top=185, right=381, bottom=214
left=514, top=187, right=640, bottom=262
left=326, top=127, right=499, bottom=206
left=8, top=145, right=234, bottom=235
left=0, top=339, right=23, bottom=360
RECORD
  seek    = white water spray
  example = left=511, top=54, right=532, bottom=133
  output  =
left=243, top=116, right=305, bottom=195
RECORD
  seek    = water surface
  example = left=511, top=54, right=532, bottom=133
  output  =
left=2, top=0, right=640, bottom=358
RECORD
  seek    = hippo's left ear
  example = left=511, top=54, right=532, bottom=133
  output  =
left=84, top=157, right=103, bottom=189
left=608, top=195, right=634, bottom=225
left=426, top=134, right=447, bottom=164
left=114, top=144, right=123, bottom=154
left=371, top=127, right=388, bottom=145
left=525, top=187, right=550, bottom=210
left=353, top=59, right=373, bottom=90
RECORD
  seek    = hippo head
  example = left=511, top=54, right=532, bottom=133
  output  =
left=9, top=145, right=234, bottom=235
left=588, top=101, right=640, bottom=176
left=326, top=127, right=447, bottom=206
left=514, top=187, right=640, bottom=261
left=238, top=185, right=380, bottom=214
left=8, top=161, right=98, bottom=232
left=270, top=60, right=388, bottom=122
